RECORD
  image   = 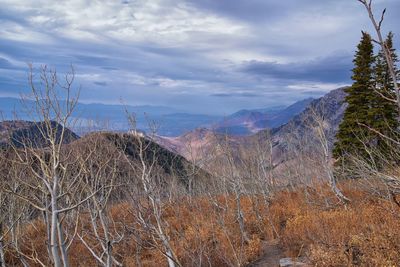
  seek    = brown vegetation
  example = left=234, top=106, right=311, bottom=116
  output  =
left=275, top=183, right=400, bottom=266
left=2, top=181, right=400, bottom=266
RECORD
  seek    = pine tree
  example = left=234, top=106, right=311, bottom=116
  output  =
left=371, top=32, right=399, bottom=156
left=333, top=32, right=376, bottom=163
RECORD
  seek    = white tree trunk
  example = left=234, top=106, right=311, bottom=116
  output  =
left=57, top=220, right=70, bottom=266
left=106, top=241, right=112, bottom=267
left=0, top=236, right=6, bottom=267
left=51, top=175, right=62, bottom=267
left=166, top=250, right=176, bottom=267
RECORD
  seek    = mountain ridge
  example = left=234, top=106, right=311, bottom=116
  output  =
left=212, top=97, right=314, bottom=135
left=155, top=88, right=347, bottom=167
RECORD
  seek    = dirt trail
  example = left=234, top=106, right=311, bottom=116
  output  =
left=247, top=239, right=285, bottom=267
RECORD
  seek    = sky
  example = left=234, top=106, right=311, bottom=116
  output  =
left=0, top=0, right=399, bottom=115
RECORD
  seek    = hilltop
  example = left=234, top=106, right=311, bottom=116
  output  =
left=0, top=120, right=79, bottom=148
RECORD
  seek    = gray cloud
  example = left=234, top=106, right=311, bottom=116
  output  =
left=241, top=53, right=353, bottom=83
left=0, top=0, right=398, bottom=115
left=211, top=92, right=261, bottom=98
left=0, top=58, right=15, bottom=69
left=185, top=0, right=294, bottom=23
left=93, top=81, right=108, bottom=86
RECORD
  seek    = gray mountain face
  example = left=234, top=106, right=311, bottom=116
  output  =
left=261, top=87, right=348, bottom=164
left=254, top=98, right=315, bottom=129
left=270, top=88, right=347, bottom=141
left=212, top=98, right=314, bottom=135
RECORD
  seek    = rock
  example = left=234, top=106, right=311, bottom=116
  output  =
left=279, top=257, right=307, bottom=267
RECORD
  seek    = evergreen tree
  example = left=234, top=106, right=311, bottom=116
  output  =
left=372, top=32, right=399, bottom=156
left=333, top=32, right=376, bottom=163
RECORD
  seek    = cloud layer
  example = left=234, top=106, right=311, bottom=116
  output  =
left=0, top=0, right=399, bottom=114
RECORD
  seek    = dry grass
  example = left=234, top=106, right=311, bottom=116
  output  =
left=5, top=183, right=400, bottom=266
left=273, top=183, right=400, bottom=266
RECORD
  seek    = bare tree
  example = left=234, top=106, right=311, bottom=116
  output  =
left=238, top=132, right=280, bottom=239
left=75, top=133, right=124, bottom=267
left=4, top=65, right=93, bottom=267
left=0, top=172, right=7, bottom=267
left=0, top=144, right=40, bottom=266
left=205, top=135, right=253, bottom=267
left=123, top=114, right=181, bottom=267
left=309, top=108, right=350, bottom=203
left=357, top=0, right=400, bottom=115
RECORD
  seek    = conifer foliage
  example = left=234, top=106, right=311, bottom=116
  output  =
left=333, top=32, right=399, bottom=167
left=333, top=32, right=375, bottom=161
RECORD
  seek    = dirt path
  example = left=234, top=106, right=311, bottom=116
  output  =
left=247, top=239, right=285, bottom=267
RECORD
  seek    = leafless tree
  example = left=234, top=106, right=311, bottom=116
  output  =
left=357, top=0, right=400, bottom=115
left=0, top=146, right=40, bottom=266
left=74, top=133, right=125, bottom=267
left=238, top=131, right=281, bottom=239
left=4, top=65, right=95, bottom=267
left=0, top=164, right=7, bottom=267
left=123, top=114, right=182, bottom=267
left=203, top=135, right=255, bottom=267
left=342, top=128, right=400, bottom=205
left=309, top=108, right=350, bottom=203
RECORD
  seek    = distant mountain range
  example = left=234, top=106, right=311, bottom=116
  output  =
left=156, top=88, right=347, bottom=167
left=0, top=96, right=314, bottom=137
left=212, top=98, right=314, bottom=135
left=0, top=97, right=220, bottom=136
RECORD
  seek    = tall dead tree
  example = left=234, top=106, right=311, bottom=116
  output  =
left=123, top=114, right=181, bottom=267
left=75, top=133, right=124, bottom=267
left=6, top=65, right=91, bottom=267
left=309, top=108, right=350, bottom=203
left=357, top=0, right=400, bottom=115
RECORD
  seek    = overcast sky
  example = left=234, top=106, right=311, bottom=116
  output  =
left=0, top=0, right=399, bottom=114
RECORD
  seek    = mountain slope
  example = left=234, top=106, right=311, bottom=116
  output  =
left=254, top=97, right=314, bottom=129
left=70, top=132, right=213, bottom=191
left=269, top=87, right=347, bottom=145
left=212, top=98, right=314, bottom=135
left=154, top=127, right=245, bottom=167
left=154, top=113, right=221, bottom=137
left=213, top=110, right=265, bottom=135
